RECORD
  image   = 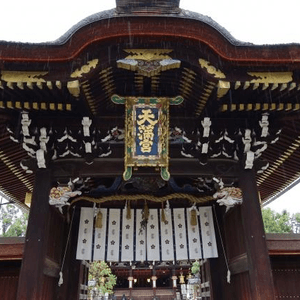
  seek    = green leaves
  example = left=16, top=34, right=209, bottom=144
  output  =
left=88, top=261, right=116, bottom=296
left=262, top=208, right=292, bottom=233
left=191, top=261, right=200, bottom=275
left=0, top=203, right=28, bottom=237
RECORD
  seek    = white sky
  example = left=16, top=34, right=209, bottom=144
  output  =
left=1, top=0, right=300, bottom=213
left=263, top=183, right=300, bottom=215
left=1, top=0, right=300, bottom=44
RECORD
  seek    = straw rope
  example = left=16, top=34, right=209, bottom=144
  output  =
left=69, top=193, right=214, bottom=208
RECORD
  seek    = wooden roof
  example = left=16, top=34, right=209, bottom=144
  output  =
left=0, top=237, right=24, bottom=261
left=1, top=3, right=300, bottom=209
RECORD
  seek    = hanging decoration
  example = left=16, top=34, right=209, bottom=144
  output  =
left=146, top=209, right=160, bottom=261
left=186, top=207, right=203, bottom=260
left=121, top=206, right=134, bottom=262
left=93, top=208, right=107, bottom=261
left=161, top=202, right=166, bottom=223
left=160, top=206, right=174, bottom=261
left=188, top=203, right=199, bottom=226
left=76, top=207, right=218, bottom=262
left=111, top=94, right=184, bottom=181
left=69, top=193, right=214, bottom=210
left=198, top=206, right=218, bottom=258
left=126, top=200, right=131, bottom=220
left=140, top=201, right=149, bottom=233
left=76, top=207, right=94, bottom=260
left=106, top=209, right=121, bottom=262
left=95, top=208, right=103, bottom=228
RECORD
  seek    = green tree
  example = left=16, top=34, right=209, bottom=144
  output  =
left=2, top=213, right=28, bottom=237
left=191, top=261, right=200, bottom=275
left=88, top=261, right=116, bottom=297
left=262, top=208, right=292, bottom=233
left=294, top=213, right=300, bottom=224
left=0, top=203, right=28, bottom=237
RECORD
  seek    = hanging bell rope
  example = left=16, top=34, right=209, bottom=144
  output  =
left=95, top=206, right=103, bottom=229
left=58, top=206, right=75, bottom=287
left=143, top=200, right=149, bottom=222
left=161, top=202, right=166, bottom=223
left=190, top=208, right=197, bottom=226
left=213, top=204, right=231, bottom=284
left=126, top=200, right=131, bottom=220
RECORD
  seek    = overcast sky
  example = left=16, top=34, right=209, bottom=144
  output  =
left=1, top=0, right=299, bottom=213
left=1, top=0, right=300, bottom=44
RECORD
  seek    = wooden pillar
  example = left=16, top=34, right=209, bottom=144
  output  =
left=128, top=266, right=133, bottom=300
left=239, top=169, right=275, bottom=300
left=16, top=169, right=52, bottom=300
left=209, top=204, right=228, bottom=300
left=58, top=207, right=82, bottom=300
left=152, top=275, right=157, bottom=298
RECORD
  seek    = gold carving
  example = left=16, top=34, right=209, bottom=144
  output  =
left=82, top=81, right=96, bottom=115
left=124, top=97, right=170, bottom=181
left=56, top=81, right=62, bottom=89
left=118, top=50, right=180, bottom=77
left=217, top=80, right=230, bottom=98
left=124, top=49, right=173, bottom=60
left=199, top=59, right=226, bottom=79
left=70, top=59, right=99, bottom=78
left=1, top=71, right=48, bottom=83
left=137, top=109, right=158, bottom=153
left=195, top=81, right=216, bottom=116
left=179, top=68, right=196, bottom=99
left=220, top=102, right=299, bottom=113
left=67, top=80, right=80, bottom=97
left=25, top=192, right=32, bottom=207
left=248, top=72, right=293, bottom=84
left=99, top=67, right=116, bottom=97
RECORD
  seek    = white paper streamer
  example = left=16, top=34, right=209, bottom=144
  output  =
left=198, top=206, right=218, bottom=258
left=173, top=208, right=188, bottom=260
left=76, top=206, right=218, bottom=263
left=135, top=209, right=146, bottom=262
left=147, top=209, right=160, bottom=261
left=93, top=208, right=107, bottom=261
left=121, top=209, right=134, bottom=262
left=186, top=209, right=203, bottom=260
left=160, top=209, right=174, bottom=261
left=107, top=209, right=121, bottom=261
left=76, top=207, right=94, bottom=260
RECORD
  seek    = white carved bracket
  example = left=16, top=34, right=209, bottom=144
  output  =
left=259, top=113, right=269, bottom=137
left=82, top=117, right=92, bottom=137
left=21, top=112, right=31, bottom=137
left=49, top=186, right=82, bottom=213
left=214, top=187, right=243, bottom=212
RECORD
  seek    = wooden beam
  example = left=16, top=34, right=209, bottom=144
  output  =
left=0, top=237, right=24, bottom=261
left=50, top=158, right=240, bottom=179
